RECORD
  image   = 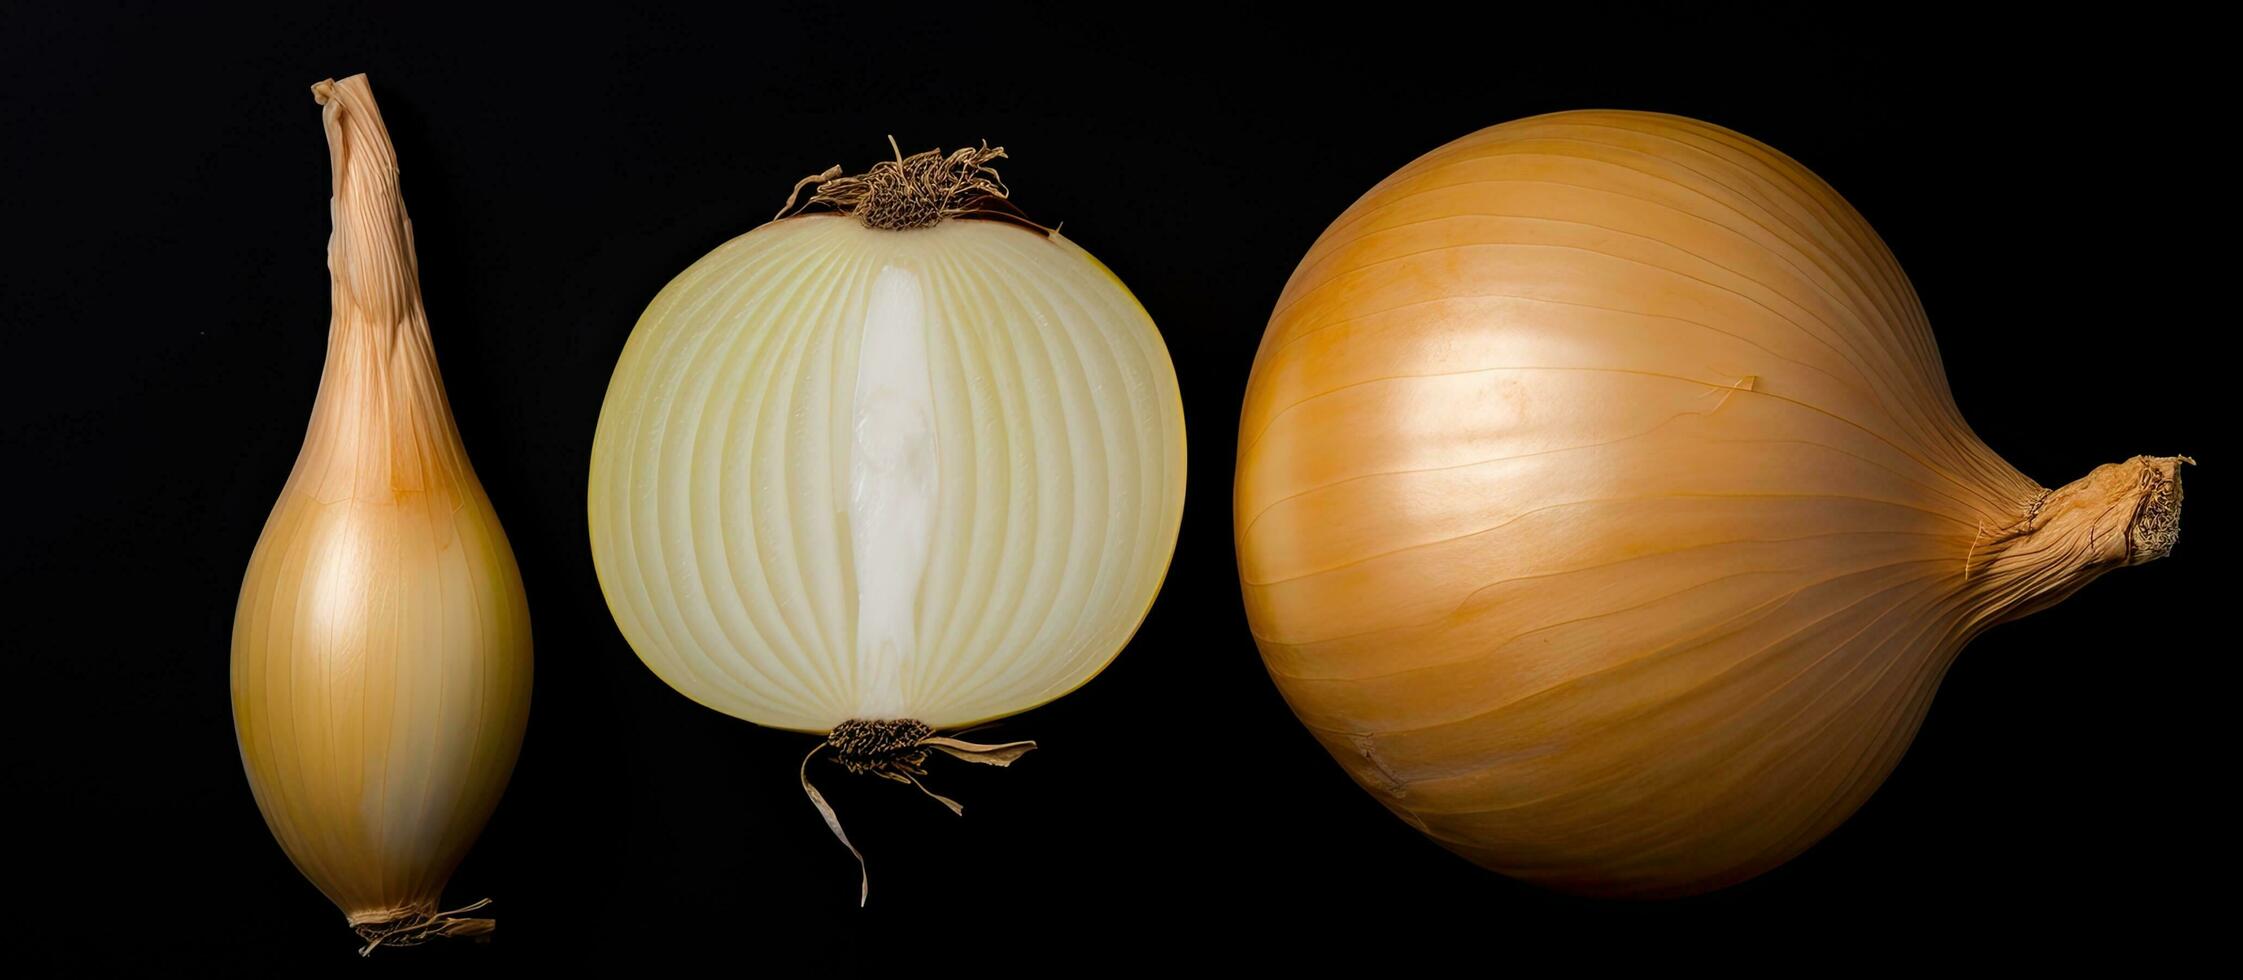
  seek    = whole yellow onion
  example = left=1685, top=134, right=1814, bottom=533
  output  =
left=1234, top=110, right=2187, bottom=897
left=232, top=75, right=532, bottom=952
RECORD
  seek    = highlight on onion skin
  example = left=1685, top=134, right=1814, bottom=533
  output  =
left=1233, top=109, right=2190, bottom=898
left=231, top=74, right=533, bottom=954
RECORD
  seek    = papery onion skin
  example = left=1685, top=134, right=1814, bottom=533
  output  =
left=588, top=211, right=1185, bottom=734
left=1235, top=109, right=2186, bottom=898
left=231, top=75, right=532, bottom=947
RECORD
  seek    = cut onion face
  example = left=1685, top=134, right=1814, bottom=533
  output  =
left=591, top=215, right=1185, bottom=733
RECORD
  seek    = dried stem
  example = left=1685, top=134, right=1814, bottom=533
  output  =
left=777, top=137, right=1042, bottom=231
left=1971, top=454, right=2192, bottom=623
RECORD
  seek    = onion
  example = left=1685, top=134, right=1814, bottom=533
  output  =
left=1234, top=110, right=2189, bottom=897
left=232, top=75, right=533, bottom=953
left=587, top=142, right=1185, bottom=901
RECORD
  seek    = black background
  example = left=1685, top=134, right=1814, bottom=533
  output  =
left=5, top=2, right=2228, bottom=972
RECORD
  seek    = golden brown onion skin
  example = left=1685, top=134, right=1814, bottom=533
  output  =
left=232, top=75, right=532, bottom=938
left=1235, top=110, right=2183, bottom=897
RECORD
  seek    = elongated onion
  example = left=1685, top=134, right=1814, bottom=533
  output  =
left=232, top=75, right=533, bottom=952
left=588, top=144, right=1185, bottom=899
left=1235, top=110, right=2188, bottom=897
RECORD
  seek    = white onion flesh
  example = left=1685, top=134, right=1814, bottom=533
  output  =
left=589, top=215, right=1185, bottom=732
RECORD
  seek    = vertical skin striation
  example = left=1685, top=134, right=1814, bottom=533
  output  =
left=1235, top=110, right=2186, bottom=897
left=588, top=216, right=1185, bottom=732
left=231, top=75, right=533, bottom=944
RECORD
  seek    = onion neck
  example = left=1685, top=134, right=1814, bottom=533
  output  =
left=316, top=75, right=422, bottom=344
left=298, top=75, right=468, bottom=499
left=1971, top=455, right=2190, bottom=624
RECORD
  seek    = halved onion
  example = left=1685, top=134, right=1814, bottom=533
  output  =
left=588, top=149, right=1185, bottom=898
